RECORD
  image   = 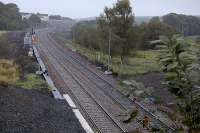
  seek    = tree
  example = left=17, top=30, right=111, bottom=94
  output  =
left=146, top=17, right=177, bottom=41
left=22, top=18, right=30, bottom=28
left=97, top=0, right=135, bottom=64
left=0, top=2, right=23, bottom=30
left=28, top=14, right=41, bottom=27
left=72, top=21, right=98, bottom=48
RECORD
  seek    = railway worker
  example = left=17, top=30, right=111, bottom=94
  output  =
left=143, top=116, right=150, bottom=128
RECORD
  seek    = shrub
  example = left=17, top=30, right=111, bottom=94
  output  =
left=16, top=55, right=38, bottom=74
left=158, top=35, right=200, bottom=130
left=196, top=36, right=200, bottom=44
left=23, top=61, right=38, bottom=73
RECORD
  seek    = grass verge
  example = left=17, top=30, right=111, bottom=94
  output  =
left=63, top=42, right=160, bottom=77
left=16, top=73, right=49, bottom=90
left=0, top=60, right=48, bottom=90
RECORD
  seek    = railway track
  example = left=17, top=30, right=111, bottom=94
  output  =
left=37, top=31, right=140, bottom=132
left=47, top=32, right=177, bottom=132
left=42, top=49, right=124, bottom=133
left=37, top=29, right=177, bottom=132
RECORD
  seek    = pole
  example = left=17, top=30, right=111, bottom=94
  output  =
left=108, top=28, right=111, bottom=71
left=72, top=29, right=75, bottom=43
left=32, top=28, right=34, bottom=35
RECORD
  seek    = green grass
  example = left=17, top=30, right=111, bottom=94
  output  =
left=16, top=74, right=48, bottom=90
left=0, top=59, right=48, bottom=90
left=116, top=50, right=160, bottom=77
left=64, top=43, right=160, bottom=77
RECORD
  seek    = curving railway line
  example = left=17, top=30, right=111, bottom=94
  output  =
left=36, top=28, right=176, bottom=133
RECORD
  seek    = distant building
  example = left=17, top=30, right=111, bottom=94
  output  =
left=20, top=12, right=49, bottom=22
left=21, top=12, right=32, bottom=20
left=49, top=15, right=62, bottom=20
left=37, top=13, right=49, bottom=22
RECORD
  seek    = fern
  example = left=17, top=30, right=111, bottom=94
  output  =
left=158, top=35, right=200, bottom=130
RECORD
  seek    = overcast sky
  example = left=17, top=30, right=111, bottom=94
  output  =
left=1, top=0, right=200, bottom=18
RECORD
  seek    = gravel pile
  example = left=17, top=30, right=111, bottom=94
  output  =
left=0, top=86, right=85, bottom=133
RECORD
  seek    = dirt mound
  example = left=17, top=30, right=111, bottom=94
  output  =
left=0, top=86, right=85, bottom=133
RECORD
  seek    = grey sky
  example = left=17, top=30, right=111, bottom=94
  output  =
left=1, top=0, right=200, bottom=18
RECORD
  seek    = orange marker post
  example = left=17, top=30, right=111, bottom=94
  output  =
left=143, top=116, right=150, bottom=128
left=32, top=35, right=38, bottom=45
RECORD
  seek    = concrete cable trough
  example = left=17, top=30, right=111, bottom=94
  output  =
left=33, top=45, right=63, bottom=99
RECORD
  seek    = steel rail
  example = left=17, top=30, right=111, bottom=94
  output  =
left=47, top=32, right=176, bottom=132
left=38, top=32, right=126, bottom=133
left=39, top=47, right=102, bottom=133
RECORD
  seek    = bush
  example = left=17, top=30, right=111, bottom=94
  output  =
left=23, top=61, right=38, bottom=73
left=16, top=55, right=38, bottom=74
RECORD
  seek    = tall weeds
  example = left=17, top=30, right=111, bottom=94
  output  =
left=0, top=59, right=19, bottom=86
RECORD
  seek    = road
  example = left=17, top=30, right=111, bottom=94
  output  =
left=35, top=27, right=176, bottom=133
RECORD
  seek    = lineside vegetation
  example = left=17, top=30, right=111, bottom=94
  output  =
left=158, top=35, right=200, bottom=130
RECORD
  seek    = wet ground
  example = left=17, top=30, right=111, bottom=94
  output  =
left=133, top=72, right=176, bottom=104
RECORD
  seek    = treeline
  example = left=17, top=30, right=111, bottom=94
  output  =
left=163, top=13, right=200, bottom=36
left=23, top=14, right=42, bottom=28
left=0, top=2, right=42, bottom=30
left=0, top=2, right=23, bottom=30
left=72, top=13, right=176, bottom=63
left=72, top=13, right=200, bottom=62
left=72, top=18, right=176, bottom=49
left=49, top=15, right=62, bottom=20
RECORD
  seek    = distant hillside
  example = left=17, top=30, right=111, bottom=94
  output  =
left=135, top=16, right=153, bottom=24
left=163, top=13, right=200, bottom=36
left=76, top=16, right=153, bottom=24
left=63, top=17, right=73, bottom=21
left=75, top=17, right=96, bottom=22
